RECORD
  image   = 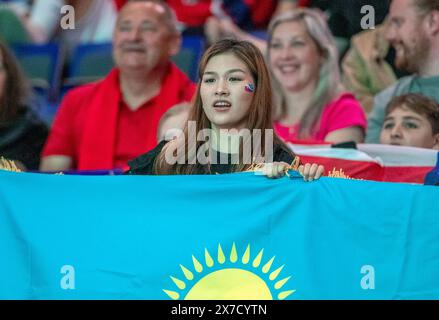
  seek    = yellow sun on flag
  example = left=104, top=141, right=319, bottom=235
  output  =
left=163, top=243, right=295, bottom=300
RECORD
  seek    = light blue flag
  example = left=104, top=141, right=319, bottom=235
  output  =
left=0, top=170, right=438, bottom=299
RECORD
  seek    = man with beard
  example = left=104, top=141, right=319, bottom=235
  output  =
left=366, top=0, right=439, bottom=143
left=40, top=0, right=196, bottom=171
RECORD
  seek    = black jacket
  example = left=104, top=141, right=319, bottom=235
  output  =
left=126, top=140, right=295, bottom=175
left=0, top=107, right=48, bottom=170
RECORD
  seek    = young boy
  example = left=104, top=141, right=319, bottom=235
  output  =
left=380, top=93, right=439, bottom=149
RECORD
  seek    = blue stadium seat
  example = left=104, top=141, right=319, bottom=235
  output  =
left=172, top=36, right=204, bottom=82
left=65, top=42, right=114, bottom=86
left=61, top=36, right=204, bottom=96
left=12, top=42, right=63, bottom=101
left=251, top=30, right=268, bottom=40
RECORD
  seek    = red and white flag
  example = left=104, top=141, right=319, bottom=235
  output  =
left=289, top=143, right=439, bottom=184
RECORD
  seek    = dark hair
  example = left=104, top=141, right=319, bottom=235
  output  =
left=385, top=93, right=439, bottom=134
left=0, top=41, right=29, bottom=125
left=154, top=39, right=293, bottom=174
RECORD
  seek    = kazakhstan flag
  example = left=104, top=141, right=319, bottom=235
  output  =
left=0, top=170, right=438, bottom=299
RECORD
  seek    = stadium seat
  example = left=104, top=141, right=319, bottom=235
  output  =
left=65, top=42, right=114, bottom=87
left=61, top=36, right=204, bottom=96
left=171, top=36, right=204, bottom=82
left=0, top=7, right=30, bottom=45
left=12, top=42, right=63, bottom=101
left=251, top=30, right=268, bottom=40
left=66, top=37, right=205, bottom=86
left=334, top=36, right=350, bottom=60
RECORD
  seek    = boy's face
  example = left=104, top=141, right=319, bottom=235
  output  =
left=380, top=105, right=439, bottom=149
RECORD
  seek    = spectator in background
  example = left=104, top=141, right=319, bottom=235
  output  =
left=205, top=8, right=367, bottom=143
left=342, top=23, right=398, bottom=114
left=24, top=0, right=117, bottom=58
left=267, top=9, right=366, bottom=143
left=285, top=1, right=391, bottom=61
left=326, top=0, right=390, bottom=41
left=116, top=0, right=280, bottom=35
left=205, top=0, right=302, bottom=50
left=0, top=41, right=48, bottom=170
left=366, top=0, right=439, bottom=143
left=380, top=93, right=439, bottom=149
left=204, top=0, right=390, bottom=55
left=40, top=0, right=196, bottom=171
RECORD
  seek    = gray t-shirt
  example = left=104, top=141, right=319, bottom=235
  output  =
left=366, top=75, right=439, bottom=143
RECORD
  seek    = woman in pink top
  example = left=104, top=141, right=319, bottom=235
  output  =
left=267, top=8, right=367, bottom=143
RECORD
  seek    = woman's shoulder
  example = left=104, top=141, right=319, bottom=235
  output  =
left=323, top=92, right=365, bottom=116
left=328, top=92, right=361, bottom=107
left=320, top=92, right=367, bottom=132
left=126, top=140, right=168, bottom=175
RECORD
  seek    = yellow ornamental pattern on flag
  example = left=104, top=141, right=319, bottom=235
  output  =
left=0, top=157, right=22, bottom=172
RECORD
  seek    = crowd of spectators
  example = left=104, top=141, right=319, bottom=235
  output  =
left=0, top=0, right=438, bottom=181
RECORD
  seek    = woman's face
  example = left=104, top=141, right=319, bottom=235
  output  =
left=268, top=20, right=322, bottom=93
left=0, top=51, right=6, bottom=101
left=380, top=105, right=439, bottom=149
left=200, top=52, right=255, bottom=130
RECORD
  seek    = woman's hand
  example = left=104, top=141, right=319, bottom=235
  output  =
left=298, top=163, right=324, bottom=182
left=262, top=162, right=324, bottom=181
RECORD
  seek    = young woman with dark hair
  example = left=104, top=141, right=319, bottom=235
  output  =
left=127, top=39, right=323, bottom=181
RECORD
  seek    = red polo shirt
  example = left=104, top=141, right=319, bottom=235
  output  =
left=114, top=98, right=174, bottom=170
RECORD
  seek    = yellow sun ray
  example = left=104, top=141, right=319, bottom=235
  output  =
left=163, top=289, right=179, bottom=300
left=262, top=256, right=276, bottom=274
left=269, top=265, right=284, bottom=281
left=179, top=264, right=194, bottom=280
left=278, top=290, right=296, bottom=300
left=170, top=276, right=186, bottom=290
left=252, top=248, right=264, bottom=268
left=230, top=243, right=238, bottom=263
left=275, top=276, right=291, bottom=290
left=205, top=248, right=214, bottom=267
left=242, top=245, right=250, bottom=264
left=218, top=244, right=226, bottom=264
left=167, top=244, right=295, bottom=300
left=192, top=256, right=203, bottom=273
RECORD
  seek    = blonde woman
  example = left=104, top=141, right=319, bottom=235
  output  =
left=267, top=9, right=366, bottom=143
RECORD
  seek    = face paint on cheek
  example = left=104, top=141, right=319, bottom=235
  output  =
left=245, top=83, right=255, bottom=93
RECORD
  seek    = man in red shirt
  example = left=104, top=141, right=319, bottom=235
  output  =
left=40, top=0, right=196, bottom=171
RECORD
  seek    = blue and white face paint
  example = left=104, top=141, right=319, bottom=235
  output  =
left=244, top=83, right=255, bottom=93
